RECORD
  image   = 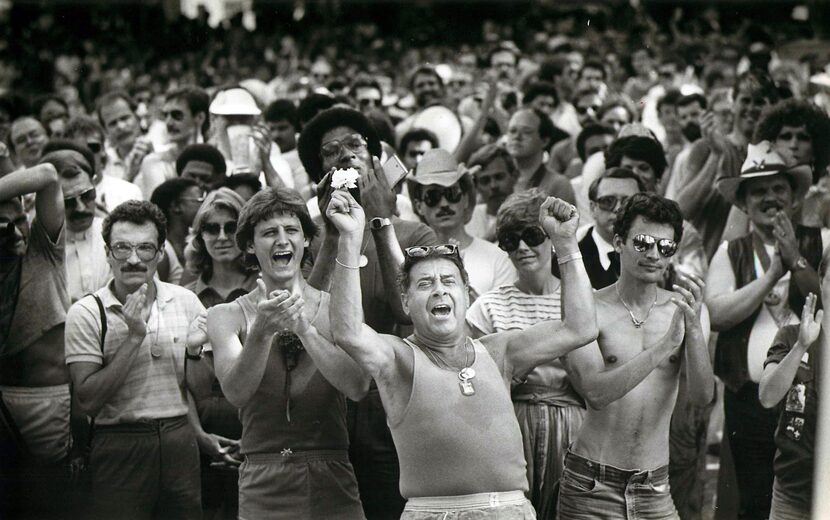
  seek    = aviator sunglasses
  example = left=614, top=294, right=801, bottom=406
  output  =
left=594, top=195, right=628, bottom=212
left=202, top=221, right=237, bottom=237
left=632, top=234, right=678, bottom=258
left=497, top=226, right=547, bottom=252
left=421, top=186, right=465, bottom=207
left=405, top=244, right=460, bottom=259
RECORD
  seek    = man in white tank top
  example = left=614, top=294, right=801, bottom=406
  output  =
left=327, top=190, right=598, bottom=519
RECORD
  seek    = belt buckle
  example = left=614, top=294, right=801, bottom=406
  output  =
left=489, top=493, right=500, bottom=507
left=280, top=448, right=293, bottom=456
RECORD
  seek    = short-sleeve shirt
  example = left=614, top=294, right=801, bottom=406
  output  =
left=764, top=324, right=818, bottom=509
left=64, top=280, right=206, bottom=424
left=466, top=284, right=583, bottom=407
left=1, top=218, right=69, bottom=357
left=461, top=238, right=516, bottom=299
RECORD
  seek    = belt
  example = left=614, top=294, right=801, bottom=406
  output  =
left=404, top=491, right=528, bottom=511
left=565, top=450, right=669, bottom=485
left=245, top=449, right=349, bottom=464
left=93, top=415, right=188, bottom=433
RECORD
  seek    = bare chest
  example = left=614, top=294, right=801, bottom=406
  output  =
left=597, top=304, right=680, bottom=374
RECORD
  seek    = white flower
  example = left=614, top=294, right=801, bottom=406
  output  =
left=331, top=168, right=360, bottom=190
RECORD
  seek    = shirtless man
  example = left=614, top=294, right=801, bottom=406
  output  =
left=558, top=192, right=714, bottom=519
left=327, top=191, right=597, bottom=518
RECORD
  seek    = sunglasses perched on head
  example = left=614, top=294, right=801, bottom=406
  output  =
left=64, top=187, right=97, bottom=211
left=631, top=234, right=678, bottom=258
left=420, top=186, right=465, bottom=207
left=497, top=226, right=547, bottom=252
left=594, top=195, right=628, bottom=212
left=405, top=244, right=459, bottom=259
left=202, top=221, right=237, bottom=237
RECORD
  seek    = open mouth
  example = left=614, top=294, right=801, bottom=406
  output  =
left=271, top=250, right=293, bottom=265
left=431, top=304, right=452, bottom=317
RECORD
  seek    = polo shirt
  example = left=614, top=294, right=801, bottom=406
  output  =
left=64, top=280, right=205, bottom=424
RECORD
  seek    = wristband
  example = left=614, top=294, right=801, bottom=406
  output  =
left=335, top=257, right=361, bottom=269
left=557, top=252, right=583, bottom=265
left=186, top=345, right=203, bottom=360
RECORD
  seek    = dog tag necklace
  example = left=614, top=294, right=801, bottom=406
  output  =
left=421, top=338, right=477, bottom=396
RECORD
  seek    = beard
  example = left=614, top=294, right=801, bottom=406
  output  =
left=681, top=122, right=702, bottom=142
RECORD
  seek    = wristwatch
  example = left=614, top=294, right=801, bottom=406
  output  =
left=185, top=345, right=204, bottom=360
left=369, top=217, right=392, bottom=231
left=792, top=256, right=809, bottom=272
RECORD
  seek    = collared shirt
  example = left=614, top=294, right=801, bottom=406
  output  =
left=66, top=218, right=112, bottom=303
left=591, top=227, right=616, bottom=272
left=103, top=144, right=128, bottom=180
left=184, top=272, right=259, bottom=310
left=64, top=280, right=206, bottom=424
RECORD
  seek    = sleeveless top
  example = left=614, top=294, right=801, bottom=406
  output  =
left=235, top=287, right=349, bottom=455
left=389, top=337, right=528, bottom=498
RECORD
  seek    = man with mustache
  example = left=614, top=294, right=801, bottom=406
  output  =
left=8, top=116, right=49, bottom=169
left=96, top=90, right=154, bottom=182
left=135, top=86, right=210, bottom=199
left=705, top=142, right=821, bottom=520
left=65, top=200, right=206, bottom=519
left=466, top=143, right=518, bottom=242
left=0, top=156, right=77, bottom=518
left=41, top=140, right=113, bottom=303
left=410, top=149, right=515, bottom=300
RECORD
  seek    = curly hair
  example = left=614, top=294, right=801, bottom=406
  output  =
left=753, top=99, right=830, bottom=175
left=496, top=188, right=548, bottom=236
left=605, top=135, right=668, bottom=183
left=102, top=200, right=167, bottom=247
left=613, top=192, right=683, bottom=243
left=235, top=187, right=318, bottom=268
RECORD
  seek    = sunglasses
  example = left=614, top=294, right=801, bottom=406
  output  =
left=64, top=187, right=97, bottom=211
left=109, top=241, right=159, bottom=261
left=358, top=98, right=382, bottom=108
left=632, top=234, right=678, bottom=258
left=202, top=221, right=237, bottom=237
left=421, top=186, right=465, bottom=207
left=594, top=195, right=628, bottom=212
left=320, top=134, right=367, bottom=162
left=497, top=226, right=547, bottom=252
left=86, top=141, right=103, bottom=154
left=405, top=244, right=459, bottom=259
left=576, top=105, right=599, bottom=115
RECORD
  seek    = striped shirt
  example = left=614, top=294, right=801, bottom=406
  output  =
left=64, top=280, right=205, bottom=424
left=466, top=284, right=583, bottom=407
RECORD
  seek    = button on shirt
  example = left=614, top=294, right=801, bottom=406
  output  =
left=65, top=280, right=206, bottom=424
left=66, top=217, right=111, bottom=303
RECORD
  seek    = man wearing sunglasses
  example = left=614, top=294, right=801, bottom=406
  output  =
left=65, top=200, right=206, bottom=519
left=327, top=190, right=597, bottom=518
left=410, top=149, right=515, bottom=300
left=558, top=192, right=713, bottom=519
left=0, top=156, right=78, bottom=519
left=41, top=140, right=114, bottom=303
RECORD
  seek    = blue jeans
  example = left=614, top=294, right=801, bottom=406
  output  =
left=556, top=450, right=679, bottom=520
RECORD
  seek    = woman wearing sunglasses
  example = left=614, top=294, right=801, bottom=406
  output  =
left=183, top=187, right=257, bottom=519
left=465, top=188, right=584, bottom=519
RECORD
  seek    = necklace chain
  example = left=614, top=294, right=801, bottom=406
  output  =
left=615, top=284, right=657, bottom=329
left=419, top=337, right=472, bottom=372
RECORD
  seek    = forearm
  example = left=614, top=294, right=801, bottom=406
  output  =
left=684, top=329, right=715, bottom=405
left=372, top=225, right=410, bottom=324
left=297, top=324, right=370, bottom=401
left=307, top=230, right=338, bottom=291
left=708, top=274, right=777, bottom=330
left=759, top=341, right=808, bottom=408
left=554, top=237, right=598, bottom=343
left=75, top=334, right=143, bottom=415
left=185, top=391, right=208, bottom=442
left=676, top=158, right=717, bottom=218
left=0, top=163, right=58, bottom=200
left=261, top=159, right=286, bottom=189
left=791, top=267, right=820, bottom=300
left=331, top=232, right=370, bottom=348
left=219, top=325, right=273, bottom=407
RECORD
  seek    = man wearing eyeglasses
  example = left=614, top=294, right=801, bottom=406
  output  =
left=327, top=190, right=597, bottom=518
left=65, top=200, right=206, bottom=519
left=558, top=192, right=713, bottom=519
left=41, top=140, right=113, bottom=303
left=351, top=76, right=385, bottom=115
left=0, top=156, right=78, bottom=519
left=410, top=149, right=515, bottom=300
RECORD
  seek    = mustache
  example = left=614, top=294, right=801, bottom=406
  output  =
left=760, top=201, right=783, bottom=212
left=121, top=265, right=148, bottom=273
left=70, top=211, right=94, bottom=220
left=436, top=207, right=456, bottom=218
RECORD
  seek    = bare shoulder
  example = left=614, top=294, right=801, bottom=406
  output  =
left=207, top=301, right=245, bottom=332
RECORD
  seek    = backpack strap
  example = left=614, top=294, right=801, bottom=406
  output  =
left=86, top=293, right=107, bottom=352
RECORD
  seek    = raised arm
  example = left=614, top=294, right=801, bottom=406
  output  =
left=0, top=162, right=63, bottom=240
left=327, top=190, right=397, bottom=378
left=563, top=306, right=684, bottom=409
left=705, top=243, right=783, bottom=331
left=505, top=198, right=598, bottom=377
left=674, top=139, right=719, bottom=219
left=760, top=294, right=820, bottom=408
left=308, top=172, right=338, bottom=291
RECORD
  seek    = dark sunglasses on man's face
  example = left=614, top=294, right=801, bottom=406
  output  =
left=86, top=141, right=103, bottom=154
left=498, top=226, right=548, bottom=252
left=594, top=195, right=628, bottom=212
left=64, top=188, right=97, bottom=211
left=421, top=186, right=464, bottom=207
left=632, top=233, right=678, bottom=258
left=202, top=221, right=237, bottom=237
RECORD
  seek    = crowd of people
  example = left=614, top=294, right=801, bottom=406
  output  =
left=1, top=2, right=830, bottom=520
